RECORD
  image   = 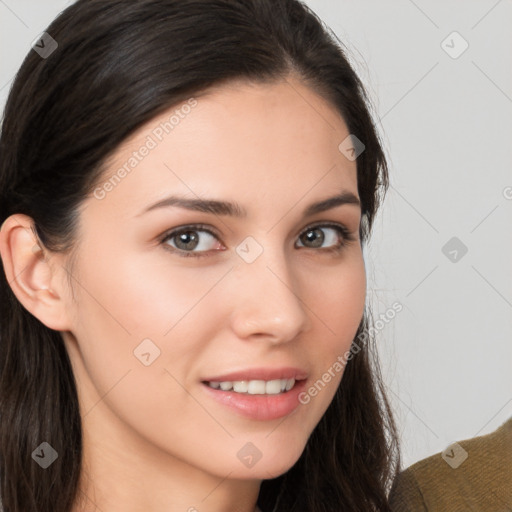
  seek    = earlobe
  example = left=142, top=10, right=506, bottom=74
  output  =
left=0, top=214, right=72, bottom=331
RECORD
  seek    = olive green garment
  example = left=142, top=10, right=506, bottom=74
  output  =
left=389, top=417, right=512, bottom=512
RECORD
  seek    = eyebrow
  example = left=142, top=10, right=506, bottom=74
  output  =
left=136, top=190, right=361, bottom=218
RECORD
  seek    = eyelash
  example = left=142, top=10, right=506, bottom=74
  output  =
left=159, top=222, right=357, bottom=259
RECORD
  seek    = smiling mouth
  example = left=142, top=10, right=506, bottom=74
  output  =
left=202, top=378, right=299, bottom=395
left=201, top=376, right=308, bottom=421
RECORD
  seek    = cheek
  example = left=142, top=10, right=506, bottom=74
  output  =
left=67, top=250, right=218, bottom=453
left=73, top=243, right=223, bottom=341
left=313, top=252, right=366, bottom=346
left=302, top=253, right=366, bottom=403
left=67, top=246, right=229, bottom=401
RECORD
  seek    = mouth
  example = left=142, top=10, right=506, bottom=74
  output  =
left=199, top=368, right=308, bottom=421
left=202, top=378, right=298, bottom=395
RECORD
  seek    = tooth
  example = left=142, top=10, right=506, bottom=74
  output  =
left=212, top=378, right=296, bottom=394
left=247, top=380, right=266, bottom=394
left=233, top=381, right=249, bottom=393
left=219, top=381, right=233, bottom=391
left=265, top=379, right=282, bottom=394
left=285, top=378, right=295, bottom=391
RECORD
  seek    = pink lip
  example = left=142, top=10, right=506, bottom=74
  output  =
left=201, top=378, right=308, bottom=421
left=201, top=366, right=309, bottom=382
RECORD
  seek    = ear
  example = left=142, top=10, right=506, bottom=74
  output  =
left=0, top=214, right=73, bottom=331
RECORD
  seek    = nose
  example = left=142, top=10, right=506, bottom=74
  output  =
left=228, top=244, right=312, bottom=343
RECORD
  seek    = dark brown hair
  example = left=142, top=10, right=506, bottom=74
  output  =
left=0, top=1, right=400, bottom=510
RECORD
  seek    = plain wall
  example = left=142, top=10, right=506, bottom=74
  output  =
left=1, top=0, right=511, bottom=470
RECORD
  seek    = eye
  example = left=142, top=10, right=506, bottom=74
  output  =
left=159, top=222, right=356, bottom=258
left=296, top=222, right=356, bottom=253
left=160, top=224, right=222, bottom=258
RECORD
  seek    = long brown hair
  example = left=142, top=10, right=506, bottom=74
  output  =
left=0, top=1, right=400, bottom=510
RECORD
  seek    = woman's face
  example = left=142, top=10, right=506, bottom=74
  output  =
left=61, top=76, right=366, bottom=482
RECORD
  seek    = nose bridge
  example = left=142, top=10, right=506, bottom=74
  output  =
left=230, top=238, right=311, bottom=340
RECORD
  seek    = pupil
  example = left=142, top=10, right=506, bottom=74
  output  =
left=305, top=228, right=324, bottom=248
left=177, top=231, right=198, bottom=250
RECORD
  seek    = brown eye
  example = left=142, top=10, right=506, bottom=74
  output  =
left=299, top=227, right=325, bottom=248
left=161, top=225, right=222, bottom=258
left=171, top=230, right=201, bottom=251
left=296, top=223, right=352, bottom=251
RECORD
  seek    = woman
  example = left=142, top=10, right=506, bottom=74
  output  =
left=0, top=1, right=400, bottom=511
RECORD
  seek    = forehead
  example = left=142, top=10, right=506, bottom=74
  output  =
left=90, top=77, right=358, bottom=218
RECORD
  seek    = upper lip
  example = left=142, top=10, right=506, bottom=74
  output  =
left=201, top=366, right=309, bottom=382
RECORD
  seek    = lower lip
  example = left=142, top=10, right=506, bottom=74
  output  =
left=201, top=380, right=307, bottom=421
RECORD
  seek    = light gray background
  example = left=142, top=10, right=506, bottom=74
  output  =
left=1, top=0, right=511, bottom=470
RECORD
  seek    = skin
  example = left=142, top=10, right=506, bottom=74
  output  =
left=0, top=75, right=366, bottom=512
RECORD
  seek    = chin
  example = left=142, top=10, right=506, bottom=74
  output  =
left=231, top=442, right=306, bottom=481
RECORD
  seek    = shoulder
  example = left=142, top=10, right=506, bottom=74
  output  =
left=389, top=417, right=512, bottom=512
